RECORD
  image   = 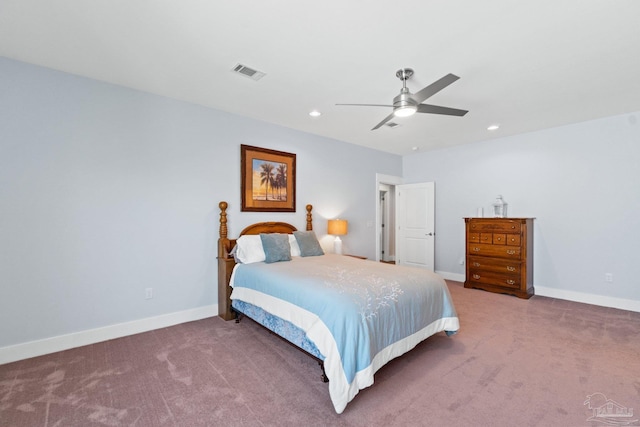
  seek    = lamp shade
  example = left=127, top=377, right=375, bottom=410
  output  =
left=327, top=219, right=348, bottom=236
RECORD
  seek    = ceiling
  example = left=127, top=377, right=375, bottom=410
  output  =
left=1, top=1, right=639, bottom=156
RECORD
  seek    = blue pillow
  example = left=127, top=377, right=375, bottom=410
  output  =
left=293, top=231, right=324, bottom=257
left=260, top=233, right=292, bottom=263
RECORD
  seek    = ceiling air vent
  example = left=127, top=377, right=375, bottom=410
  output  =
left=232, top=63, right=266, bottom=81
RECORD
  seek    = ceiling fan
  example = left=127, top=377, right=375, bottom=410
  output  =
left=337, top=68, right=469, bottom=130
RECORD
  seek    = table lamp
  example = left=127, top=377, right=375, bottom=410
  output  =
left=327, top=219, right=348, bottom=255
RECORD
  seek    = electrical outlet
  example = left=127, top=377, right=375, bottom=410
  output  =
left=145, top=288, right=153, bottom=299
left=604, top=273, right=613, bottom=283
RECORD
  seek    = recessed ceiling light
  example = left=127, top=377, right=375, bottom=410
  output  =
left=309, top=110, right=321, bottom=117
left=487, top=124, right=500, bottom=131
left=412, top=146, right=420, bottom=151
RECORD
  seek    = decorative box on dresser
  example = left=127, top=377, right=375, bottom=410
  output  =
left=464, top=217, right=534, bottom=299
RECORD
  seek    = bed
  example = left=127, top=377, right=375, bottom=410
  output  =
left=217, top=201, right=460, bottom=414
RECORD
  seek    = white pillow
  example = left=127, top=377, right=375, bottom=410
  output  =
left=234, top=233, right=299, bottom=263
left=234, top=235, right=266, bottom=264
left=288, top=234, right=301, bottom=257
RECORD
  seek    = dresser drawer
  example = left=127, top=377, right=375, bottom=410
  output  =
left=468, top=256, right=521, bottom=274
left=480, top=233, right=492, bottom=243
left=468, top=243, right=522, bottom=259
left=492, top=233, right=506, bottom=245
left=467, top=269, right=521, bottom=290
left=468, top=220, right=522, bottom=234
left=506, top=234, right=521, bottom=246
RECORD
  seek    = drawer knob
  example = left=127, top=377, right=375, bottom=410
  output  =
left=473, top=274, right=481, bottom=279
left=507, top=266, right=516, bottom=271
left=506, top=279, right=516, bottom=285
left=506, top=250, right=516, bottom=255
left=473, top=247, right=480, bottom=252
left=472, top=262, right=481, bottom=267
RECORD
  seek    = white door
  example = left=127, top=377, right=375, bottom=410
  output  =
left=395, top=182, right=435, bottom=270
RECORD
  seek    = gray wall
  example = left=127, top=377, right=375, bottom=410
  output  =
left=403, top=112, right=640, bottom=305
left=0, top=58, right=402, bottom=349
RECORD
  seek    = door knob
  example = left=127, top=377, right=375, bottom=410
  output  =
left=425, top=232, right=434, bottom=236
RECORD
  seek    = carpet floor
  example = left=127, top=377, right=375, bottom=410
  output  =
left=1, top=281, right=639, bottom=426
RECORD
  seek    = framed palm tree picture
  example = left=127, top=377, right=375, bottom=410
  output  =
left=241, top=145, right=296, bottom=212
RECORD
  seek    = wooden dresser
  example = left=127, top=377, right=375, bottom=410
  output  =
left=464, top=218, right=534, bottom=299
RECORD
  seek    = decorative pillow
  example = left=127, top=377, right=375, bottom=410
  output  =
left=293, top=230, right=324, bottom=257
left=260, top=233, right=292, bottom=263
left=234, top=235, right=266, bottom=264
left=288, top=234, right=301, bottom=257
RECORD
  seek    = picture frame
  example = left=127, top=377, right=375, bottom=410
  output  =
left=241, top=144, right=296, bottom=212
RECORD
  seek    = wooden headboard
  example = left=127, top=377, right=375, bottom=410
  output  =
left=216, top=201, right=313, bottom=320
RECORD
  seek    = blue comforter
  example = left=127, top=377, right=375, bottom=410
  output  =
left=230, top=254, right=459, bottom=413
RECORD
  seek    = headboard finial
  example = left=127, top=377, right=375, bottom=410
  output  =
left=306, top=204, right=313, bottom=231
left=219, top=201, right=228, bottom=239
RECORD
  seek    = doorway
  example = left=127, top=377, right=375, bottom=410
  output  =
left=375, top=173, right=403, bottom=262
left=379, top=184, right=395, bottom=263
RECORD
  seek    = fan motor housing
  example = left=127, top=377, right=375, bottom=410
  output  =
left=394, top=91, right=416, bottom=106
left=393, top=90, right=417, bottom=110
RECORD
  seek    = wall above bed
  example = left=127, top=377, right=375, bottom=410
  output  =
left=0, top=57, right=402, bottom=359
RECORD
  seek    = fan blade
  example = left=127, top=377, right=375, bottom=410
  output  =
left=371, top=112, right=396, bottom=130
left=417, top=103, right=468, bottom=116
left=412, top=73, right=460, bottom=104
left=336, top=103, right=393, bottom=107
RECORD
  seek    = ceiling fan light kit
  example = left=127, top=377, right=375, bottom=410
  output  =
left=337, top=68, right=468, bottom=130
left=392, top=87, right=418, bottom=117
left=393, top=105, right=417, bottom=117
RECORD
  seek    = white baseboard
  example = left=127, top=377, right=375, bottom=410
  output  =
left=0, top=305, right=218, bottom=365
left=535, top=286, right=640, bottom=313
left=437, top=271, right=466, bottom=282
left=437, top=270, right=640, bottom=313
